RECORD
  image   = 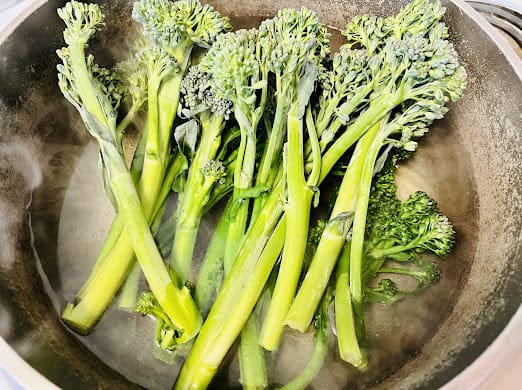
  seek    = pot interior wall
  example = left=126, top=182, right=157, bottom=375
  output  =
left=0, top=0, right=520, bottom=389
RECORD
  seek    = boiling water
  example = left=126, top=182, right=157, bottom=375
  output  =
left=25, top=135, right=464, bottom=389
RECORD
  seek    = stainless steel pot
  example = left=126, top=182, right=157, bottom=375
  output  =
left=0, top=0, right=521, bottom=388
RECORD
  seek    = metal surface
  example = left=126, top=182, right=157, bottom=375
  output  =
left=468, top=0, right=522, bottom=46
left=0, top=0, right=521, bottom=389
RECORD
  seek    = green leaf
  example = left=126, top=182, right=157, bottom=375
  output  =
left=308, top=185, right=320, bottom=208
left=174, top=119, right=200, bottom=159
left=171, top=154, right=189, bottom=193
left=229, top=185, right=270, bottom=218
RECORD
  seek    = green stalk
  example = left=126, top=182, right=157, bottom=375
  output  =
left=60, top=40, right=200, bottom=330
left=118, top=153, right=187, bottom=310
left=195, top=201, right=231, bottom=315
left=285, top=121, right=381, bottom=332
left=252, top=86, right=288, bottom=215
left=315, top=84, right=350, bottom=136
left=62, top=152, right=186, bottom=332
left=284, top=220, right=348, bottom=332
left=101, top=140, right=201, bottom=343
left=63, top=68, right=186, bottom=332
left=117, top=262, right=142, bottom=311
left=68, top=44, right=108, bottom=127
left=222, top=107, right=257, bottom=275
left=170, top=225, right=199, bottom=281
left=237, top=249, right=269, bottom=390
left=62, top=245, right=135, bottom=334
left=279, top=328, right=328, bottom=390
left=320, top=92, right=399, bottom=181
left=175, top=218, right=286, bottom=390
left=239, top=315, right=268, bottom=390
left=259, top=79, right=316, bottom=350
left=367, top=237, right=429, bottom=260
left=115, top=101, right=141, bottom=135
left=130, top=122, right=149, bottom=180
left=76, top=215, right=123, bottom=300
left=335, top=241, right=367, bottom=367
left=76, top=122, right=148, bottom=300
left=350, top=124, right=389, bottom=304
left=317, top=84, right=376, bottom=149
left=220, top=102, right=267, bottom=386
left=138, top=76, right=183, bottom=221
left=170, top=113, right=225, bottom=281
left=152, top=153, right=187, bottom=224
left=280, top=294, right=331, bottom=390
left=176, top=85, right=394, bottom=386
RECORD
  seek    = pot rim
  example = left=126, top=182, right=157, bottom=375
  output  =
left=0, top=0, right=520, bottom=389
left=0, top=337, right=58, bottom=389
left=440, top=0, right=522, bottom=385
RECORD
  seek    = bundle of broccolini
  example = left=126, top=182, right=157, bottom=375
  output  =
left=56, top=0, right=465, bottom=388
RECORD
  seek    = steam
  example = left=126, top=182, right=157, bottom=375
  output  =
left=0, top=141, right=43, bottom=198
left=56, top=142, right=114, bottom=299
left=0, top=302, right=13, bottom=338
left=0, top=139, right=43, bottom=269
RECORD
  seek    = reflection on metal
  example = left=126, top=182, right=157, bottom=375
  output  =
left=468, top=0, right=522, bottom=51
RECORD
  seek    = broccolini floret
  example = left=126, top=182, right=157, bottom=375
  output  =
left=365, top=188, right=456, bottom=262
left=136, top=291, right=180, bottom=351
left=365, top=279, right=402, bottom=305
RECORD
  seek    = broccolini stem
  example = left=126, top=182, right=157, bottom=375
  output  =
left=62, top=240, right=135, bottom=334
left=367, top=242, right=420, bottom=260
left=350, top=122, right=390, bottom=304
left=92, top=76, right=182, bottom=305
left=145, top=78, right=161, bottom=163
left=117, top=261, right=142, bottom=311
left=138, top=76, right=183, bottom=222
left=280, top=294, right=331, bottom=390
left=195, top=201, right=231, bottom=315
left=76, top=77, right=181, bottom=310
left=76, top=213, right=124, bottom=299
left=176, top=95, right=377, bottom=381
left=62, top=152, right=186, bottom=332
left=151, top=153, right=187, bottom=224
left=252, top=87, right=288, bottom=215
left=78, top=120, right=149, bottom=301
left=320, top=91, right=399, bottom=181
left=222, top=106, right=257, bottom=276
left=175, top=218, right=286, bottom=390
left=101, top=139, right=201, bottom=342
left=177, top=86, right=388, bottom=375
left=223, top=111, right=270, bottom=389
left=68, top=45, right=109, bottom=128
left=116, top=99, right=142, bottom=135
left=305, top=105, right=322, bottom=187
left=171, top=224, right=200, bottom=281
left=286, top=121, right=380, bottom=332
left=304, top=82, right=375, bottom=162
left=170, top=113, right=225, bottom=281
left=335, top=241, right=367, bottom=367
left=259, top=83, right=315, bottom=350
left=239, top=315, right=268, bottom=390
left=130, top=122, right=149, bottom=180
